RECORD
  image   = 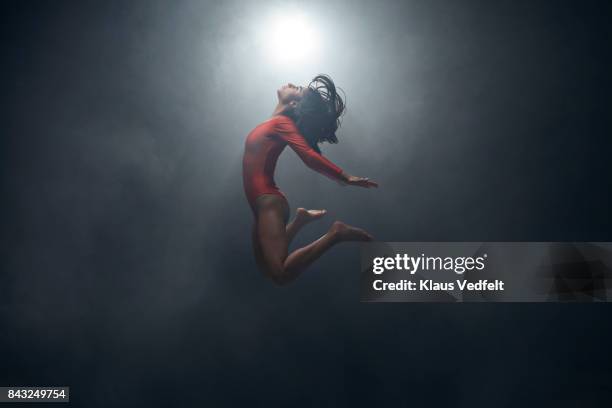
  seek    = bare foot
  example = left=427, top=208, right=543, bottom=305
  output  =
left=330, top=221, right=373, bottom=242
left=295, top=207, right=327, bottom=224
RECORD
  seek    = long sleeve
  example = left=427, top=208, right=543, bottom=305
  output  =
left=274, top=117, right=345, bottom=181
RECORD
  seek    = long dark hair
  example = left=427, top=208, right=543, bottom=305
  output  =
left=290, top=74, right=346, bottom=154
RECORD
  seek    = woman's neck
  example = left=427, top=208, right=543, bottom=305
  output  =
left=271, top=103, right=290, bottom=117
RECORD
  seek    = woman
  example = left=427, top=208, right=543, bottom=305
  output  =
left=243, top=74, right=378, bottom=285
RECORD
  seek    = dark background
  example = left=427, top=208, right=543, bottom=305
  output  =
left=2, top=0, right=612, bottom=406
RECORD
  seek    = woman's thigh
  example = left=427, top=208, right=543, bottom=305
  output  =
left=253, top=195, right=290, bottom=273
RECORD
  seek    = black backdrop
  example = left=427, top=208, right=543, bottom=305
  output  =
left=2, top=0, right=612, bottom=406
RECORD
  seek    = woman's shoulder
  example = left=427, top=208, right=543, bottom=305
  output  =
left=259, top=114, right=294, bottom=125
left=247, top=115, right=296, bottom=140
left=269, top=115, right=298, bottom=132
left=249, top=115, right=299, bottom=140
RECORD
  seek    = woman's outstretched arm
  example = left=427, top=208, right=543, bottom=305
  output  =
left=274, top=117, right=378, bottom=188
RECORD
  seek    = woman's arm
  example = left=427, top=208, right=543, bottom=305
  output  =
left=274, top=117, right=378, bottom=188
left=274, top=118, right=345, bottom=181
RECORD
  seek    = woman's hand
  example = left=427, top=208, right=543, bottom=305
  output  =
left=341, top=172, right=379, bottom=188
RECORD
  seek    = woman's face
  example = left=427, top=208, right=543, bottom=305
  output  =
left=277, top=83, right=308, bottom=104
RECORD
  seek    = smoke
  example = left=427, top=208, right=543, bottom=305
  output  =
left=2, top=0, right=612, bottom=405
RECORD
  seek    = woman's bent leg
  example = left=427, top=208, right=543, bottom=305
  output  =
left=286, top=208, right=327, bottom=244
left=253, top=195, right=372, bottom=286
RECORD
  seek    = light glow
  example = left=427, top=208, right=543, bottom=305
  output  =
left=261, top=11, right=320, bottom=65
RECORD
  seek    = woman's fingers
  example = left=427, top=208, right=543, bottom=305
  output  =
left=362, top=179, right=378, bottom=188
left=346, top=175, right=378, bottom=188
left=356, top=178, right=378, bottom=188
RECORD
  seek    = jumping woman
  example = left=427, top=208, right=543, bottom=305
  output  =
left=243, top=74, right=378, bottom=286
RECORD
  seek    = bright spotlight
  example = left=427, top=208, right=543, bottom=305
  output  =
left=262, top=12, right=320, bottom=64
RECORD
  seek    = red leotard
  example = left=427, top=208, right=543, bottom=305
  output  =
left=242, top=115, right=344, bottom=212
